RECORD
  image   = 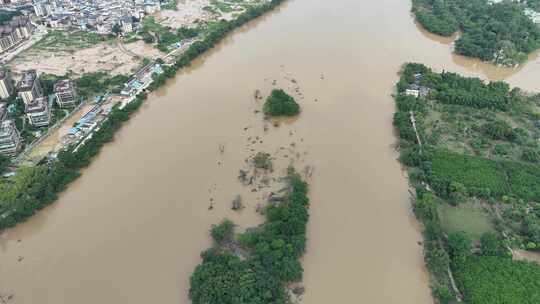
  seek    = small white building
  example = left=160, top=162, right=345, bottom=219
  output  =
left=405, top=89, right=419, bottom=98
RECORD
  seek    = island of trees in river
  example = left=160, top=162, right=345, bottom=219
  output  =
left=412, top=0, right=540, bottom=66
left=263, top=89, right=301, bottom=117
left=190, top=167, right=310, bottom=304
left=394, top=63, right=540, bottom=303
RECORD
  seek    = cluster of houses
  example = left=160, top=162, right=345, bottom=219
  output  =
left=32, top=0, right=163, bottom=34
left=0, top=15, right=34, bottom=54
left=0, top=68, right=77, bottom=156
left=405, top=73, right=430, bottom=98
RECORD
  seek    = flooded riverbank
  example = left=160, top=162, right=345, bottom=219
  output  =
left=2, top=0, right=540, bottom=303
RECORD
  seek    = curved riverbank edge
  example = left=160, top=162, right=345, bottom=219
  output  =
left=0, top=0, right=287, bottom=232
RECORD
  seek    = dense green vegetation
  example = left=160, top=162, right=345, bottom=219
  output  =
left=263, top=89, right=300, bottom=117
left=33, top=30, right=110, bottom=52
left=0, top=154, right=9, bottom=174
left=0, top=0, right=288, bottom=231
left=75, top=72, right=130, bottom=97
left=189, top=167, right=309, bottom=304
left=161, top=0, right=179, bottom=10
left=429, top=151, right=509, bottom=198
left=412, top=0, right=540, bottom=65
left=529, top=0, right=540, bottom=11
left=454, top=256, right=540, bottom=304
left=210, top=219, right=234, bottom=244
left=394, top=63, right=540, bottom=304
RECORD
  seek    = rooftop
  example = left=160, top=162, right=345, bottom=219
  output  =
left=25, top=96, right=48, bottom=113
left=0, top=119, right=15, bottom=136
left=54, top=79, right=73, bottom=92
left=17, top=70, right=38, bottom=91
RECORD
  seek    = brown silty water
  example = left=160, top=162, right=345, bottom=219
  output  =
left=2, top=0, right=540, bottom=303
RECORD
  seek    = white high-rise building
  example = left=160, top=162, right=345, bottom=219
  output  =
left=0, top=69, right=13, bottom=100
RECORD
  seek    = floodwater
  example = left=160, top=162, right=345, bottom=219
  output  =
left=2, top=0, right=540, bottom=303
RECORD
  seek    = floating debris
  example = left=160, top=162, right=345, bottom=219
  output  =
left=231, top=195, right=244, bottom=211
left=254, top=89, right=262, bottom=100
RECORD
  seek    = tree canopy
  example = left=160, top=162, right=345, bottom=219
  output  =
left=412, top=0, right=540, bottom=65
left=189, top=168, right=309, bottom=304
left=263, top=89, right=300, bottom=117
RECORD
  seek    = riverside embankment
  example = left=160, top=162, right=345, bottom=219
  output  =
left=2, top=0, right=540, bottom=303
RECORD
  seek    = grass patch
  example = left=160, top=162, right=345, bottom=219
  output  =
left=439, top=201, right=494, bottom=240
left=33, top=30, right=110, bottom=52
left=161, top=0, right=178, bottom=10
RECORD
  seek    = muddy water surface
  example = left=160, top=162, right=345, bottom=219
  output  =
left=2, top=0, right=540, bottom=303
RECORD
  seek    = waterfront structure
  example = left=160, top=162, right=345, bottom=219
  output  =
left=0, top=103, right=21, bottom=156
left=17, top=70, right=43, bottom=105
left=25, top=96, right=51, bottom=127
left=0, top=69, right=14, bottom=99
left=0, top=16, right=34, bottom=54
left=54, top=79, right=77, bottom=108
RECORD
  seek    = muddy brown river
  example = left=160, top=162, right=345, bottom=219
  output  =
left=2, top=0, right=540, bottom=303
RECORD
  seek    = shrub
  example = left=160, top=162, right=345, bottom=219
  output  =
left=210, top=219, right=234, bottom=244
left=433, top=286, right=454, bottom=304
left=253, top=152, right=272, bottom=170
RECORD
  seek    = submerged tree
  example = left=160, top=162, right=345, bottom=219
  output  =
left=263, top=89, right=300, bottom=117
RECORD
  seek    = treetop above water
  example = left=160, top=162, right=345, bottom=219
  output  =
left=263, top=89, right=301, bottom=117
